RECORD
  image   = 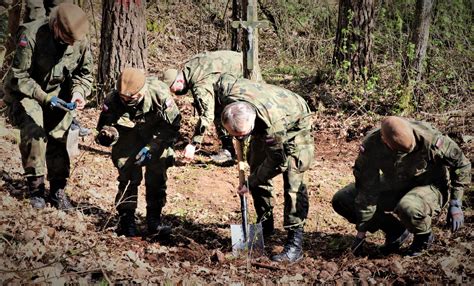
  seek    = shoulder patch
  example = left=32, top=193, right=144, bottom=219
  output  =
left=18, top=34, right=28, bottom=47
left=435, top=137, right=444, bottom=149
left=102, top=104, right=109, bottom=112
left=359, top=145, right=365, bottom=153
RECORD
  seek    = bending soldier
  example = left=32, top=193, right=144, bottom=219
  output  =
left=2, top=3, right=92, bottom=210
left=216, top=74, right=314, bottom=263
left=163, top=50, right=244, bottom=164
left=332, top=116, right=471, bottom=256
left=96, top=68, right=181, bottom=238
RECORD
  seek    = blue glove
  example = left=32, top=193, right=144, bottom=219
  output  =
left=135, top=146, right=152, bottom=166
left=50, top=96, right=76, bottom=111
left=447, top=200, right=464, bottom=233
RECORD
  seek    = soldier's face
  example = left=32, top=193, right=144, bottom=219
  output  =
left=119, top=92, right=144, bottom=106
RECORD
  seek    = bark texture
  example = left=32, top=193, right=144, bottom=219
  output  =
left=97, top=0, right=147, bottom=102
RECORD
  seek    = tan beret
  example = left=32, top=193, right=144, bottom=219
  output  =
left=381, top=116, right=415, bottom=153
left=56, top=3, right=89, bottom=41
left=118, top=68, right=146, bottom=96
left=163, top=69, right=178, bottom=87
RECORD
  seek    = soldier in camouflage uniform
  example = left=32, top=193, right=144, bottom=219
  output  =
left=162, top=50, right=244, bottom=164
left=25, top=0, right=73, bottom=22
left=2, top=3, right=92, bottom=210
left=216, top=73, right=314, bottom=263
left=96, top=68, right=181, bottom=238
left=332, top=116, right=471, bottom=256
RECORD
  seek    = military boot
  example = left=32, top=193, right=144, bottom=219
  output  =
left=117, top=210, right=139, bottom=237
left=271, top=228, right=304, bottom=263
left=210, top=136, right=236, bottom=165
left=380, top=229, right=412, bottom=255
left=27, top=176, right=46, bottom=209
left=146, top=208, right=172, bottom=239
left=406, top=232, right=434, bottom=257
left=49, top=180, right=73, bottom=210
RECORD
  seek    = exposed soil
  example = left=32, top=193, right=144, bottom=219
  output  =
left=0, top=105, right=472, bottom=284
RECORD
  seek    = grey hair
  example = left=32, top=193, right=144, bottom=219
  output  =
left=221, top=102, right=256, bottom=133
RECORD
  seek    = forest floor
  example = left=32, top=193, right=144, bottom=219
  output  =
left=0, top=97, right=472, bottom=284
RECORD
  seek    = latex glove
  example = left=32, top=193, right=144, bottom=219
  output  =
left=237, top=183, right=249, bottom=195
left=184, top=143, right=196, bottom=160
left=96, top=126, right=119, bottom=147
left=50, top=96, right=76, bottom=111
left=135, top=146, right=152, bottom=166
left=447, top=199, right=464, bottom=233
left=71, top=92, right=86, bottom=110
left=351, top=231, right=366, bottom=255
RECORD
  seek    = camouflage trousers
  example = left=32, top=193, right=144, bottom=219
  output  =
left=248, top=132, right=314, bottom=229
left=332, top=179, right=444, bottom=235
left=111, top=127, right=174, bottom=213
left=7, top=97, right=74, bottom=180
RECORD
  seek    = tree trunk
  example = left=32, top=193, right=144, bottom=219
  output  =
left=231, top=0, right=242, bottom=51
left=333, top=0, right=376, bottom=81
left=402, top=0, right=434, bottom=83
left=6, top=0, right=22, bottom=58
left=97, top=0, right=147, bottom=103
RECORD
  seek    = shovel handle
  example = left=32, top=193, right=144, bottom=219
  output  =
left=234, top=139, right=249, bottom=241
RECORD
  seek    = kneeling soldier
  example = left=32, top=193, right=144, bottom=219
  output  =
left=332, top=116, right=471, bottom=256
left=96, top=68, right=181, bottom=237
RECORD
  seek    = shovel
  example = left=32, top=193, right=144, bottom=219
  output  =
left=51, top=98, right=80, bottom=158
left=230, top=139, right=264, bottom=257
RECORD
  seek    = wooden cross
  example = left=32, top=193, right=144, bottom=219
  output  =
left=231, top=0, right=268, bottom=80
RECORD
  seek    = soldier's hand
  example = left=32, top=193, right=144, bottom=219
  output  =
left=96, top=126, right=119, bottom=147
left=351, top=231, right=366, bottom=256
left=237, top=184, right=249, bottom=195
left=71, top=92, right=86, bottom=110
left=447, top=199, right=464, bottom=233
left=135, top=146, right=152, bottom=166
left=183, top=143, right=196, bottom=160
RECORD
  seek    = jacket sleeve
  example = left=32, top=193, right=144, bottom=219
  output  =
left=71, top=40, right=93, bottom=98
left=155, top=95, right=181, bottom=144
left=96, top=94, right=121, bottom=131
left=5, top=30, right=49, bottom=103
left=190, top=76, right=218, bottom=144
left=434, top=135, right=471, bottom=202
left=353, top=143, right=381, bottom=231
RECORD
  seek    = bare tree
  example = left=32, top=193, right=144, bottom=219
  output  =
left=97, top=0, right=147, bottom=103
left=231, top=0, right=242, bottom=51
left=402, top=0, right=434, bottom=84
left=333, top=0, right=376, bottom=81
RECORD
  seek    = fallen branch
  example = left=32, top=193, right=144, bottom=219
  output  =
left=251, top=261, right=282, bottom=271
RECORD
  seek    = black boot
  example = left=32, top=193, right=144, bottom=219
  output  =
left=146, top=209, right=172, bottom=239
left=406, top=232, right=434, bottom=257
left=49, top=180, right=73, bottom=210
left=27, top=176, right=46, bottom=209
left=117, top=210, right=139, bottom=237
left=271, top=228, right=304, bottom=263
left=380, top=229, right=411, bottom=255
left=210, top=136, right=236, bottom=165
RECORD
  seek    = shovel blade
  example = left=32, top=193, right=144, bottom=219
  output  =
left=231, top=223, right=264, bottom=257
left=66, top=128, right=80, bottom=158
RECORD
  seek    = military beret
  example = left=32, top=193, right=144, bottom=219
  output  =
left=163, top=69, right=178, bottom=87
left=118, top=68, right=146, bottom=96
left=381, top=116, right=415, bottom=153
left=56, top=3, right=89, bottom=41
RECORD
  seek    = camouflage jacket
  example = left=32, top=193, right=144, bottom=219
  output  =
left=182, top=50, right=243, bottom=144
left=3, top=18, right=93, bottom=104
left=215, top=74, right=313, bottom=185
left=354, top=120, right=471, bottom=231
left=97, top=78, right=181, bottom=147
